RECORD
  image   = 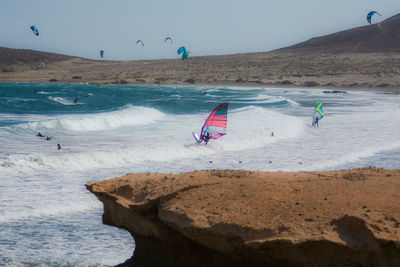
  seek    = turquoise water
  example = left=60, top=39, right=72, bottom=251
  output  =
left=0, top=82, right=399, bottom=266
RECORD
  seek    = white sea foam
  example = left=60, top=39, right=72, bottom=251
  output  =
left=14, top=105, right=165, bottom=132
left=238, top=94, right=300, bottom=105
left=48, top=96, right=76, bottom=105
left=0, top=107, right=301, bottom=172
left=1, top=85, right=400, bottom=267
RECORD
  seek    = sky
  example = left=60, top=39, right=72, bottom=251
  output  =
left=0, top=0, right=399, bottom=60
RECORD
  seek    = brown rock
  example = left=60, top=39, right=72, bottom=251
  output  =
left=86, top=168, right=400, bottom=266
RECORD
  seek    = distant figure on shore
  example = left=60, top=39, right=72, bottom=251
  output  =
left=57, top=144, right=61, bottom=150
left=45, top=136, right=52, bottom=140
left=74, top=97, right=79, bottom=104
left=36, top=132, right=44, bottom=137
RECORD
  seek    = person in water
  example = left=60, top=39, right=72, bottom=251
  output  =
left=74, top=97, right=79, bottom=104
left=314, top=116, right=319, bottom=127
left=36, top=132, right=44, bottom=137
left=203, top=132, right=211, bottom=144
left=45, top=136, right=52, bottom=140
left=57, top=144, right=61, bottom=150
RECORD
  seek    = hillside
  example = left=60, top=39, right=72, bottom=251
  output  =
left=0, top=47, right=75, bottom=72
left=277, top=13, right=400, bottom=53
left=1, top=14, right=400, bottom=91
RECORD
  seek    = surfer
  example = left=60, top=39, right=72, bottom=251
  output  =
left=57, top=144, right=61, bottom=150
left=74, top=97, right=79, bottom=104
left=36, top=132, right=44, bottom=137
left=45, top=136, right=52, bottom=140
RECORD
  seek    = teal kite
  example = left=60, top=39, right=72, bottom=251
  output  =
left=177, top=46, right=189, bottom=61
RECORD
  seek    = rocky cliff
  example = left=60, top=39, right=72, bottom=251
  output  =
left=86, top=168, right=400, bottom=267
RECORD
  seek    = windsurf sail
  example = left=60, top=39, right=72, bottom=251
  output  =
left=198, top=103, right=228, bottom=143
left=312, top=100, right=324, bottom=126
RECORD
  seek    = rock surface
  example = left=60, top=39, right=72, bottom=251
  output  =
left=86, top=168, right=400, bottom=267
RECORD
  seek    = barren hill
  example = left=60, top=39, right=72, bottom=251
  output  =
left=0, top=47, right=75, bottom=72
left=1, top=14, right=400, bottom=91
left=277, top=13, right=400, bottom=53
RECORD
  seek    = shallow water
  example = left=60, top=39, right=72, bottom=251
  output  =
left=0, top=83, right=399, bottom=266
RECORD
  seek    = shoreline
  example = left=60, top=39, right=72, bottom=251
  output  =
left=1, top=51, right=400, bottom=94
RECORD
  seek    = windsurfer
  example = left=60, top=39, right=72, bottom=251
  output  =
left=203, top=132, right=211, bottom=144
left=314, top=116, right=319, bottom=127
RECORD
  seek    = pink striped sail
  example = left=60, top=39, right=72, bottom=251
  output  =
left=200, top=103, right=228, bottom=140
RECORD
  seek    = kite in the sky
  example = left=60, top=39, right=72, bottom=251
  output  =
left=136, top=40, right=144, bottom=47
left=367, top=11, right=381, bottom=24
left=177, top=46, right=189, bottom=61
left=30, top=25, right=39, bottom=36
left=100, top=50, right=104, bottom=58
left=165, top=37, right=172, bottom=44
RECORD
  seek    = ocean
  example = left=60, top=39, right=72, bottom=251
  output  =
left=0, top=82, right=399, bottom=266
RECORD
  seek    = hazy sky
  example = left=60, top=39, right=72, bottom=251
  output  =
left=1, top=0, right=399, bottom=60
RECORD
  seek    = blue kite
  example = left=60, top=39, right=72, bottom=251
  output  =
left=177, top=46, right=189, bottom=61
left=367, top=11, right=381, bottom=24
left=30, top=25, right=39, bottom=36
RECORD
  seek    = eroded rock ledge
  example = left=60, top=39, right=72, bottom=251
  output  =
left=86, top=168, right=400, bottom=267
